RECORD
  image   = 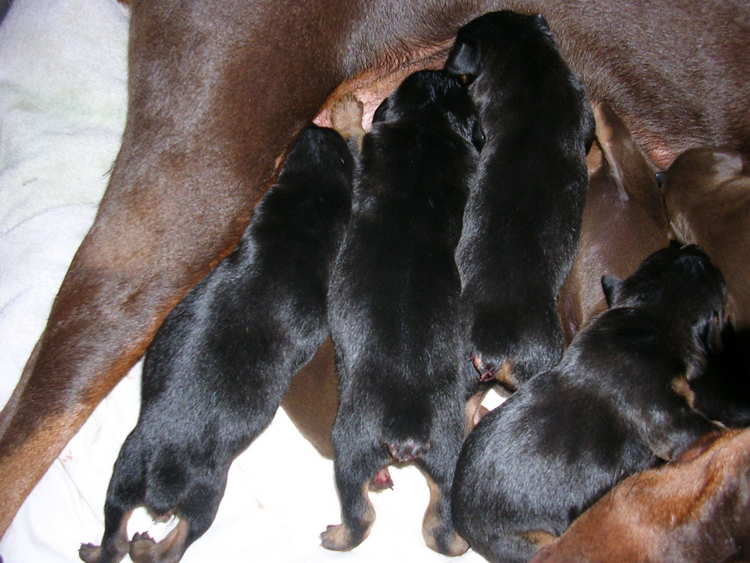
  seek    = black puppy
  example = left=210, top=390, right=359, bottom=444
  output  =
left=452, top=243, right=728, bottom=563
left=322, top=70, right=482, bottom=556
left=79, top=125, right=353, bottom=563
left=445, top=11, right=594, bottom=388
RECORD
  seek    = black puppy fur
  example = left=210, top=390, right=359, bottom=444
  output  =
left=79, top=125, right=353, bottom=563
left=445, top=11, right=594, bottom=388
left=452, top=243, right=728, bottom=563
left=322, top=70, right=482, bottom=556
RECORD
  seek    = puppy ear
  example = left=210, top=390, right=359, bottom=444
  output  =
left=445, top=38, right=481, bottom=85
left=601, top=275, right=623, bottom=307
left=471, top=118, right=485, bottom=152
left=696, top=310, right=727, bottom=358
left=534, top=13, right=550, bottom=31
left=685, top=310, right=728, bottom=383
left=372, top=97, right=391, bottom=124
left=593, top=102, right=659, bottom=204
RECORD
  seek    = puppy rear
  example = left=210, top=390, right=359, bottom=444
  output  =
left=452, top=244, right=729, bottom=562
left=80, top=125, right=353, bottom=563
left=445, top=11, right=594, bottom=388
left=324, top=70, right=481, bottom=556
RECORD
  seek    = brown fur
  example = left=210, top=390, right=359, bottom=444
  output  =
left=663, top=147, right=750, bottom=329
left=531, top=429, right=750, bottom=562
left=558, top=102, right=670, bottom=342
left=280, top=339, right=338, bottom=459
left=2, top=0, right=749, bottom=536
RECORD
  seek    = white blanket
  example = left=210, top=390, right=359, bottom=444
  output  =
left=0, top=1, right=489, bottom=561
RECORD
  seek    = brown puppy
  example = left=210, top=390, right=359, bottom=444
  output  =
left=663, top=147, right=750, bottom=329
left=532, top=429, right=750, bottom=563
left=558, top=102, right=670, bottom=342
left=663, top=147, right=750, bottom=426
left=2, top=0, right=750, bottom=536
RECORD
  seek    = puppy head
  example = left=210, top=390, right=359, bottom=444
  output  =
left=663, top=147, right=745, bottom=195
left=445, top=11, right=554, bottom=84
left=602, top=243, right=728, bottom=353
left=281, top=125, right=354, bottom=185
left=372, top=70, right=484, bottom=151
left=662, top=147, right=746, bottom=242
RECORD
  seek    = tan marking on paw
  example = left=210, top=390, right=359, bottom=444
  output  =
left=671, top=376, right=696, bottom=409
left=330, top=93, right=365, bottom=152
left=421, top=473, right=469, bottom=556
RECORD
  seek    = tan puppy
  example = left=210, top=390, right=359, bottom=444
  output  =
left=663, top=147, right=750, bottom=328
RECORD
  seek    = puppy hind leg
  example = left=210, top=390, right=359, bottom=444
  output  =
left=418, top=442, right=469, bottom=556
left=81, top=435, right=147, bottom=563
left=130, top=480, right=225, bottom=563
left=129, top=517, right=191, bottom=563
left=79, top=507, right=133, bottom=563
left=321, top=449, right=379, bottom=551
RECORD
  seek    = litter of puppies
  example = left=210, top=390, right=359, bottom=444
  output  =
left=67, top=9, right=750, bottom=563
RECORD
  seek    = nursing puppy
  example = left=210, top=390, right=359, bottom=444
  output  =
left=452, top=244, right=727, bottom=563
left=445, top=11, right=594, bottom=388
left=79, top=125, right=353, bottom=563
left=663, top=148, right=750, bottom=427
left=532, top=428, right=750, bottom=563
left=324, top=70, right=482, bottom=555
left=557, top=102, right=670, bottom=343
left=664, top=148, right=750, bottom=327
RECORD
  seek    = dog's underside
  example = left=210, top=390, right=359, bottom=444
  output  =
left=1, top=0, right=749, bottom=536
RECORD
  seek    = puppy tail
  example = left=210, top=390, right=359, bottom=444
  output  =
left=386, top=438, right=431, bottom=463
left=383, top=399, right=432, bottom=463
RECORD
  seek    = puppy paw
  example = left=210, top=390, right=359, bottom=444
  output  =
left=320, top=523, right=356, bottom=551
left=129, top=532, right=157, bottom=562
left=471, top=355, right=517, bottom=389
left=330, top=93, right=365, bottom=150
left=78, top=543, right=102, bottom=563
left=423, top=527, right=470, bottom=557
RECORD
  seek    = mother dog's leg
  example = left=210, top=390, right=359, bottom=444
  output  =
left=0, top=1, right=301, bottom=533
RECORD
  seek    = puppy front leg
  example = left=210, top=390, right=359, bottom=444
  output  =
left=330, top=93, right=366, bottom=153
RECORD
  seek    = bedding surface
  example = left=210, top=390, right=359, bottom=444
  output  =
left=0, top=1, right=489, bottom=561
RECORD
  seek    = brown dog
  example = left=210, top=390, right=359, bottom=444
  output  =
left=662, top=147, right=750, bottom=426
left=557, top=102, right=670, bottom=342
left=663, top=147, right=750, bottom=329
left=2, top=0, right=750, bottom=538
left=531, top=428, right=750, bottom=562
